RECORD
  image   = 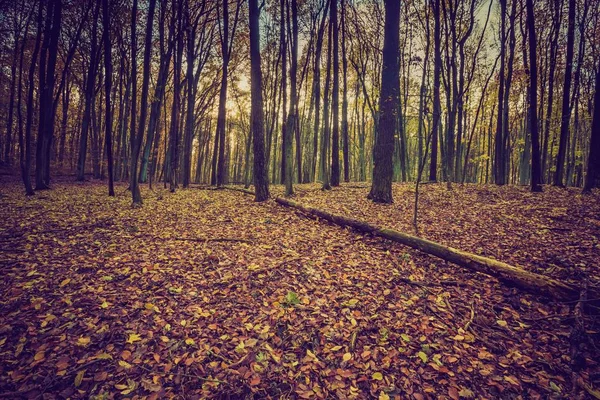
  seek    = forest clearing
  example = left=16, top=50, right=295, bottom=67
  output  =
left=1, top=180, right=599, bottom=398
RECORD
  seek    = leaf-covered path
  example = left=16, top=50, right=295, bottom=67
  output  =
left=0, top=182, right=598, bottom=399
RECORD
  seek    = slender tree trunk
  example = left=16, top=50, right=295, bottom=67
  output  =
left=36, top=0, right=62, bottom=189
left=321, top=20, right=332, bottom=190
left=526, top=0, right=542, bottom=192
left=284, top=0, right=298, bottom=196
left=170, top=0, right=183, bottom=192
left=102, top=0, right=114, bottom=196
left=429, top=0, right=441, bottom=182
left=20, top=2, right=41, bottom=195
left=330, top=0, right=340, bottom=186
left=249, top=0, right=270, bottom=201
left=554, top=0, right=576, bottom=187
left=341, top=0, right=349, bottom=182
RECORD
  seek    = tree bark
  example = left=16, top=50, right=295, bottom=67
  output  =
left=582, top=65, right=600, bottom=192
left=249, top=0, right=270, bottom=201
left=330, top=0, right=340, bottom=186
left=554, top=0, right=576, bottom=187
left=102, top=0, right=114, bottom=196
left=526, top=0, right=542, bottom=192
left=368, top=0, right=399, bottom=203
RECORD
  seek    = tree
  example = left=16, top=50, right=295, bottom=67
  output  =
left=284, top=0, right=298, bottom=196
left=76, top=2, right=100, bottom=182
left=368, top=0, right=399, bottom=203
left=526, top=0, right=542, bottom=192
left=36, top=0, right=63, bottom=189
left=249, top=0, right=269, bottom=201
left=554, top=0, right=576, bottom=187
left=341, top=0, right=349, bottom=182
left=215, top=0, right=242, bottom=186
left=169, top=0, right=183, bottom=192
left=330, top=0, right=340, bottom=186
left=429, top=0, right=441, bottom=182
left=102, top=0, right=115, bottom=196
left=583, top=65, right=600, bottom=192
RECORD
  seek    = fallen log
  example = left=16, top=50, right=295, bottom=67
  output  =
left=222, top=186, right=256, bottom=196
left=275, top=196, right=592, bottom=302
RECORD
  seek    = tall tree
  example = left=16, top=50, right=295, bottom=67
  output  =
left=169, top=0, right=183, bottom=192
left=20, top=0, right=42, bottom=195
left=249, top=0, right=270, bottom=201
left=215, top=0, right=242, bottom=186
left=284, top=0, right=298, bottom=196
left=102, top=0, right=115, bottom=196
left=36, top=0, right=63, bottom=189
left=368, top=0, right=399, bottom=203
left=583, top=65, right=600, bottom=192
left=429, top=0, right=441, bottom=182
left=341, top=0, right=349, bottom=182
left=554, top=0, right=576, bottom=187
left=330, top=0, right=340, bottom=186
left=525, top=0, right=542, bottom=192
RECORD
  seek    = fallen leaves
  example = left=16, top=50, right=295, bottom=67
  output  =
left=0, top=182, right=598, bottom=398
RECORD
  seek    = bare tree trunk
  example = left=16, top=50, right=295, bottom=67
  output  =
left=429, top=0, right=441, bottom=182
left=169, top=0, right=183, bottom=192
left=249, top=0, right=270, bottom=201
left=582, top=65, right=600, bottom=192
left=330, top=0, right=340, bottom=186
left=102, top=0, right=114, bottom=196
left=341, top=0, right=349, bottom=182
left=526, top=0, right=542, bottom=192
left=368, top=0, right=399, bottom=203
left=554, top=0, right=576, bottom=187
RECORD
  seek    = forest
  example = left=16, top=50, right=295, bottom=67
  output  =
left=1, top=0, right=600, bottom=397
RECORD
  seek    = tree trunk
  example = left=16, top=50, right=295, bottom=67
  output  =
left=368, top=0, right=399, bottom=203
left=554, top=0, right=576, bottom=187
left=582, top=65, right=600, bottom=192
left=341, top=0, right=349, bottom=182
left=330, top=0, right=340, bottom=187
left=102, top=0, right=114, bottom=196
left=249, top=0, right=270, bottom=201
left=169, top=0, right=183, bottom=192
left=526, top=0, right=542, bottom=192
left=429, top=0, right=441, bottom=182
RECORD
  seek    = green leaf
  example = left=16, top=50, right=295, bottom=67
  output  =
left=417, top=351, right=428, bottom=363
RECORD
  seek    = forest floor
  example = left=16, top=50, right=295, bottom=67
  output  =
left=1, top=179, right=599, bottom=399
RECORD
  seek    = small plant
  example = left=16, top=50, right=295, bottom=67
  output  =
left=282, top=291, right=300, bottom=307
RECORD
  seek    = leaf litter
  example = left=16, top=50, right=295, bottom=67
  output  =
left=0, top=181, right=599, bottom=399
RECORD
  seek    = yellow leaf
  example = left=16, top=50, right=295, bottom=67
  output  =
left=60, top=278, right=71, bottom=287
left=95, top=353, right=113, bottom=360
left=126, top=333, right=142, bottom=344
left=160, top=336, right=169, bottom=343
left=77, top=337, right=90, bottom=346
left=118, top=360, right=132, bottom=369
left=496, top=320, right=507, bottom=327
left=379, top=392, right=390, bottom=400
left=330, top=345, right=342, bottom=351
left=100, top=301, right=109, bottom=309
left=34, top=351, right=45, bottom=361
left=343, top=352, right=352, bottom=362
left=504, top=375, right=520, bottom=386
left=185, top=338, right=195, bottom=345
left=74, top=370, right=85, bottom=387
left=372, top=372, right=383, bottom=381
